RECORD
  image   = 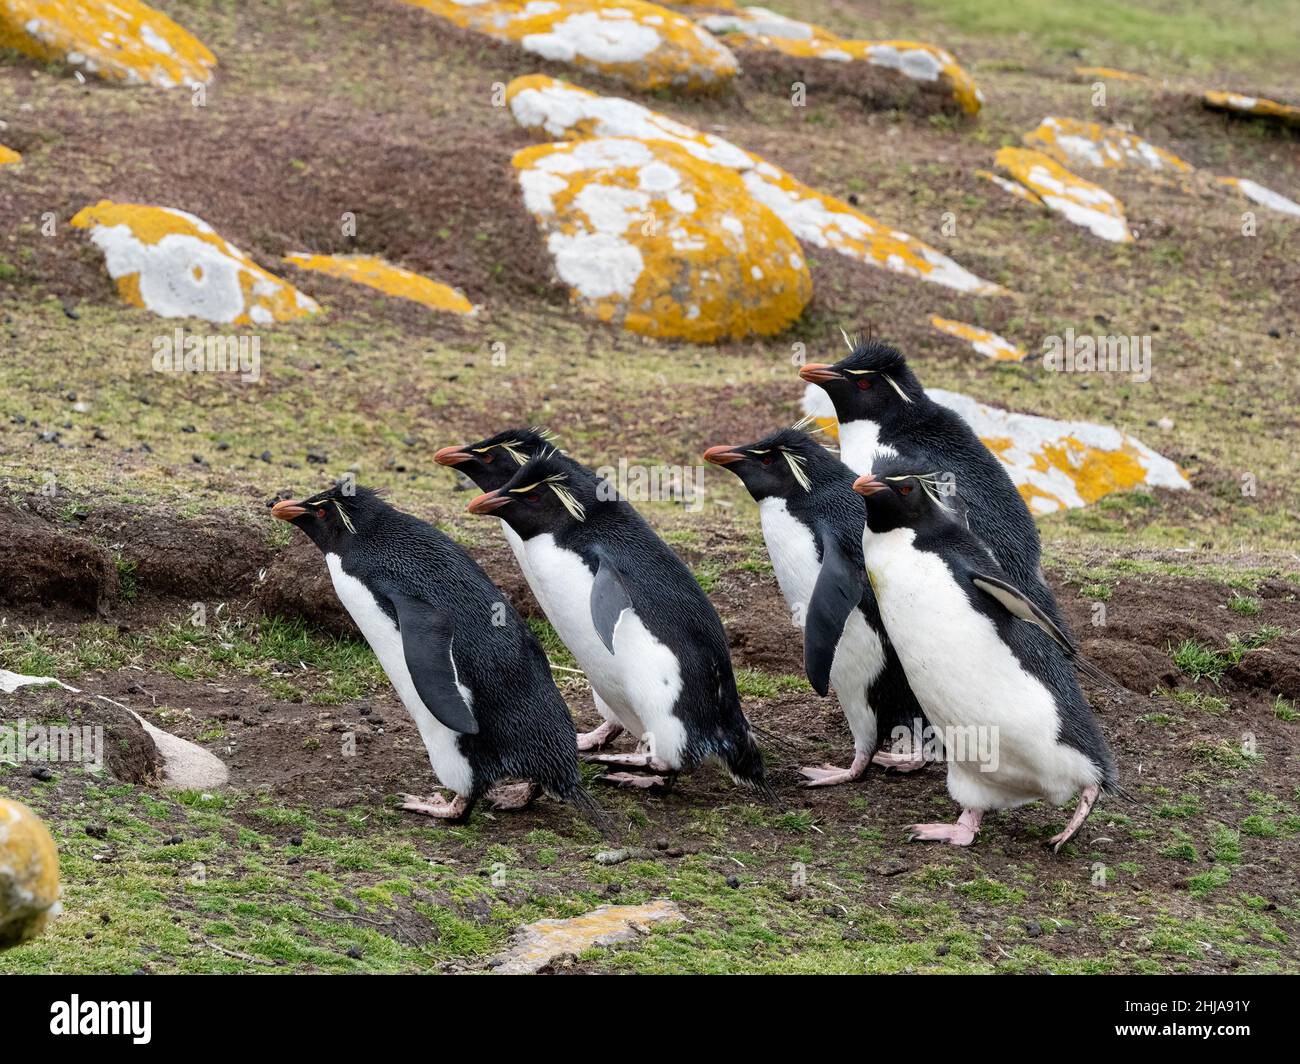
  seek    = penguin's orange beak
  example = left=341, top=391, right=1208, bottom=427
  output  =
left=799, top=363, right=842, bottom=384
left=467, top=489, right=511, bottom=515
left=703, top=444, right=744, bottom=466
left=271, top=498, right=308, bottom=520
left=434, top=445, right=472, bottom=467
left=852, top=474, right=886, bottom=497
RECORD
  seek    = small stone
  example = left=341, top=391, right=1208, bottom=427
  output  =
left=164, top=835, right=182, bottom=846
left=287, top=856, right=301, bottom=865
left=725, top=875, right=741, bottom=889
left=180, top=425, right=196, bottom=433
left=1157, top=417, right=1174, bottom=431
left=936, top=943, right=950, bottom=956
left=85, top=824, right=108, bottom=839
left=346, top=947, right=363, bottom=960
left=30, top=766, right=54, bottom=781
left=289, top=836, right=302, bottom=847
left=1025, top=920, right=1043, bottom=938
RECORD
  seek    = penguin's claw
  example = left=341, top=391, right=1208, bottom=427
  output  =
left=576, top=720, right=625, bottom=752
left=1047, top=784, right=1100, bottom=852
left=398, top=792, right=470, bottom=819
left=798, top=752, right=870, bottom=787
left=485, top=781, right=540, bottom=810
left=907, top=809, right=982, bottom=846
left=598, top=772, right=672, bottom=790
left=871, top=749, right=928, bottom=773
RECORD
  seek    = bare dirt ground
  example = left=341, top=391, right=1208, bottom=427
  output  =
left=1, top=0, right=1297, bottom=972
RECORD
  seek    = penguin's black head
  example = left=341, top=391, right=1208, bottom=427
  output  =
left=434, top=427, right=559, bottom=492
left=704, top=426, right=826, bottom=504
left=798, top=340, right=923, bottom=425
left=270, top=483, right=385, bottom=553
left=465, top=449, right=589, bottom=538
left=852, top=458, right=967, bottom=535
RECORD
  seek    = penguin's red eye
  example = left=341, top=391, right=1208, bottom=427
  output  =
left=482, top=452, right=494, bottom=464
left=857, top=378, right=872, bottom=390
left=317, top=507, right=327, bottom=517
left=897, top=485, right=912, bottom=496
left=761, top=456, right=773, bottom=466
left=527, top=492, right=541, bottom=502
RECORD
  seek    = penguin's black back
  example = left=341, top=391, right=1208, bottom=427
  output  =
left=335, top=501, right=585, bottom=803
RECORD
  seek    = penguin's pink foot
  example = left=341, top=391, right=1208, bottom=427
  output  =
left=1048, top=784, right=1100, bottom=852
left=399, top=792, right=471, bottom=819
left=871, top=749, right=927, bottom=773
left=799, top=750, right=870, bottom=787
left=582, top=751, right=672, bottom=772
left=485, top=781, right=540, bottom=810
left=908, top=808, right=983, bottom=846
left=598, top=772, right=672, bottom=790
left=576, top=720, right=624, bottom=752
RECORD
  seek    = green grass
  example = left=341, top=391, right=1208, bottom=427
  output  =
left=1170, top=625, right=1286, bottom=684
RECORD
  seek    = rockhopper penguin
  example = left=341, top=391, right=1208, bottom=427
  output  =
left=435, top=428, right=624, bottom=752
left=799, top=340, right=1069, bottom=632
left=465, top=449, right=773, bottom=797
left=270, top=485, right=611, bottom=833
left=851, top=460, right=1119, bottom=850
left=704, top=425, right=929, bottom=784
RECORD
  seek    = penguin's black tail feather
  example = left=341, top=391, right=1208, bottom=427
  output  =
left=723, top=726, right=780, bottom=806
left=564, top=783, right=622, bottom=842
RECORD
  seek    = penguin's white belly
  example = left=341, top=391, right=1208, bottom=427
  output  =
left=838, top=419, right=898, bottom=475
left=863, top=531, right=1098, bottom=808
left=325, top=555, right=475, bottom=796
left=522, top=535, right=687, bottom=766
left=759, top=499, right=884, bottom=752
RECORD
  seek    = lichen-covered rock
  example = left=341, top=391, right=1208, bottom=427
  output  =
left=493, top=900, right=685, bottom=974
left=1073, top=66, right=1156, bottom=85
left=508, top=75, right=1001, bottom=294
left=1214, top=176, right=1300, bottom=218
left=401, top=0, right=736, bottom=93
left=995, top=148, right=1133, bottom=243
left=70, top=202, right=321, bottom=324
left=514, top=136, right=810, bottom=341
left=0, top=798, right=61, bottom=950
left=975, top=168, right=1043, bottom=205
left=1203, top=91, right=1300, bottom=127
left=695, top=6, right=982, bottom=113
left=0, top=0, right=216, bottom=88
left=284, top=253, right=476, bottom=315
left=1023, top=116, right=1193, bottom=174
left=801, top=384, right=1188, bottom=513
left=0, top=144, right=19, bottom=166
left=930, top=316, right=1027, bottom=362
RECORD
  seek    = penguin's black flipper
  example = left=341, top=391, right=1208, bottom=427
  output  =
left=389, top=593, right=479, bottom=734
left=590, top=549, right=634, bottom=654
left=804, top=529, right=866, bottom=697
left=971, top=573, right=1124, bottom=693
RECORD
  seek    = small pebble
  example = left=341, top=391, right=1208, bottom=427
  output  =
left=725, top=875, right=740, bottom=889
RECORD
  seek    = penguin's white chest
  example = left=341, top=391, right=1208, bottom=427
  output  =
left=758, top=498, right=885, bottom=749
left=838, top=419, right=898, bottom=474
left=325, top=554, right=474, bottom=796
left=521, top=534, right=687, bottom=766
left=862, top=531, right=1098, bottom=807
left=758, top=498, right=821, bottom=615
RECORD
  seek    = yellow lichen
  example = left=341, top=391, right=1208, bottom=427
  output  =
left=1073, top=67, right=1155, bottom=85
left=0, top=144, right=20, bottom=166
left=70, top=201, right=320, bottom=325
left=513, top=137, right=810, bottom=342
left=0, top=797, right=60, bottom=949
left=284, top=253, right=475, bottom=315
left=0, top=0, right=216, bottom=88
left=975, top=168, right=1043, bottom=206
left=507, top=75, right=1002, bottom=295
left=1203, top=90, right=1300, bottom=127
left=930, top=316, right=1027, bottom=362
left=1023, top=116, right=1193, bottom=173
left=693, top=8, right=982, bottom=114
left=400, top=0, right=736, bottom=93
left=996, top=147, right=1133, bottom=243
